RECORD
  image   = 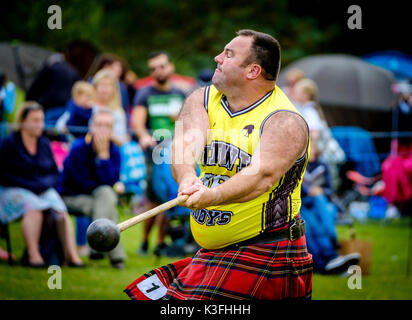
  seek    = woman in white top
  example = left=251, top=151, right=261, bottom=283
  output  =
left=92, top=69, right=128, bottom=145
left=294, top=78, right=345, bottom=189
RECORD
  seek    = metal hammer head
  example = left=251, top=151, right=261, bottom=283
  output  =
left=86, top=218, right=120, bottom=252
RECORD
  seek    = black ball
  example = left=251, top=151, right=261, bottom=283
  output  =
left=86, top=219, right=120, bottom=252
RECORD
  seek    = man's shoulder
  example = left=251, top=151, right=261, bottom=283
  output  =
left=168, top=86, right=186, bottom=97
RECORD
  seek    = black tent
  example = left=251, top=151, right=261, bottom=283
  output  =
left=0, top=42, right=54, bottom=92
left=278, top=54, right=397, bottom=132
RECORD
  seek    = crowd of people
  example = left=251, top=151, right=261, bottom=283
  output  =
left=0, top=46, right=411, bottom=277
left=0, top=51, right=206, bottom=268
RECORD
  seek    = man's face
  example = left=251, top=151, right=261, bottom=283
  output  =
left=148, top=54, right=174, bottom=85
left=212, top=36, right=253, bottom=91
left=91, top=113, right=114, bottom=140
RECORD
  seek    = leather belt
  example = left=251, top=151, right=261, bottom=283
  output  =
left=220, top=218, right=306, bottom=250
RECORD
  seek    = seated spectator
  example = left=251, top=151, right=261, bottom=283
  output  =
left=0, top=101, right=83, bottom=267
left=56, top=81, right=95, bottom=139
left=294, top=78, right=345, bottom=189
left=26, top=53, right=81, bottom=125
left=59, top=108, right=126, bottom=269
left=93, top=69, right=128, bottom=145
left=301, top=142, right=360, bottom=274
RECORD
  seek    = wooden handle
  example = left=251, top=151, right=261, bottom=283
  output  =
left=117, top=195, right=189, bottom=232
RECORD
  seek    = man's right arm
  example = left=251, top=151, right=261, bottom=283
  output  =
left=170, top=87, right=209, bottom=192
left=131, top=89, right=156, bottom=150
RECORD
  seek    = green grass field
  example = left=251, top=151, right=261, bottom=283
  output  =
left=1, top=208, right=412, bottom=300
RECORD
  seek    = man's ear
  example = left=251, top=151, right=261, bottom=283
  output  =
left=246, top=64, right=262, bottom=80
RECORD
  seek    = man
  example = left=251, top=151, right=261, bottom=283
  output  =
left=125, top=30, right=313, bottom=300
left=131, top=52, right=186, bottom=256
left=26, top=53, right=81, bottom=124
left=60, top=109, right=126, bottom=269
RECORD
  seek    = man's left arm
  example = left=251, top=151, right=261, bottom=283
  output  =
left=181, top=111, right=308, bottom=209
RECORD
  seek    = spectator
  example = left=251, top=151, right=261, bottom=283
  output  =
left=393, top=81, right=412, bottom=153
left=59, top=108, right=126, bottom=269
left=131, top=51, right=186, bottom=256
left=93, top=69, right=128, bottom=145
left=0, top=101, right=83, bottom=267
left=56, top=81, right=95, bottom=139
left=294, top=78, right=345, bottom=189
left=88, top=53, right=130, bottom=115
left=282, top=68, right=305, bottom=103
left=0, top=69, right=17, bottom=124
left=301, top=142, right=360, bottom=274
left=26, top=53, right=81, bottom=125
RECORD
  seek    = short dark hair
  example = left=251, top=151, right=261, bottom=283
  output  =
left=236, top=29, right=281, bottom=81
left=148, top=51, right=171, bottom=62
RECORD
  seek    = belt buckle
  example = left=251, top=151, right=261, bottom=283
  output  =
left=289, top=220, right=298, bottom=241
left=289, top=219, right=305, bottom=241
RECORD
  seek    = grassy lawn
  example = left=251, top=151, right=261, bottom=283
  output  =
left=1, top=208, right=412, bottom=300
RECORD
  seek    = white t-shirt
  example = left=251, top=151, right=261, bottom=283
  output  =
left=296, top=101, right=323, bottom=131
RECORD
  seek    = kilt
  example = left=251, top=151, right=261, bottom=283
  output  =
left=125, top=234, right=312, bottom=300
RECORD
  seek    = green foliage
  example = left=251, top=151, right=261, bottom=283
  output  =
left=1, top=0, right=342, bottom=78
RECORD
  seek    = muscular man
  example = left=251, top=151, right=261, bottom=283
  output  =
left=126, top=30, right=313, bottom=300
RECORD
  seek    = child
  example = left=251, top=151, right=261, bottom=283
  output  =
left=56, top=81, right=95, bottom=139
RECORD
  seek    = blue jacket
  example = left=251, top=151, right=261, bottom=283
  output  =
left=0, top=132, right=59, bottom=194
left=58, top=136, right=120, bottom=196
left=66, top=99, right=93, bottom=138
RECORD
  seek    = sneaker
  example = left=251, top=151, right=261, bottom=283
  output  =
left=154, top=243, right=168, bottom=257
left=324, top=252, right=361, bottom=274
left=89, top=249, right=105, bottom=260
left=138, top=241, right=149, bottom=255
left=110, top=259, right=125, bottom=270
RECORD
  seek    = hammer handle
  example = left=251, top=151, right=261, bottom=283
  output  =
left=117, top=195, right=189, bottom=232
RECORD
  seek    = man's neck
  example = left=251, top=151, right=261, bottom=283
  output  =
left=224, top=82, right=275, bottom=112
left=154, top=81, right=171, bottom=92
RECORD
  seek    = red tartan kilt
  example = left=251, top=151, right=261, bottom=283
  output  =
left=125, top=235, right=312, bottom=300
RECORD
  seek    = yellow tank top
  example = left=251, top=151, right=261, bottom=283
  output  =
left=190, top=85, right=309, bottom=249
